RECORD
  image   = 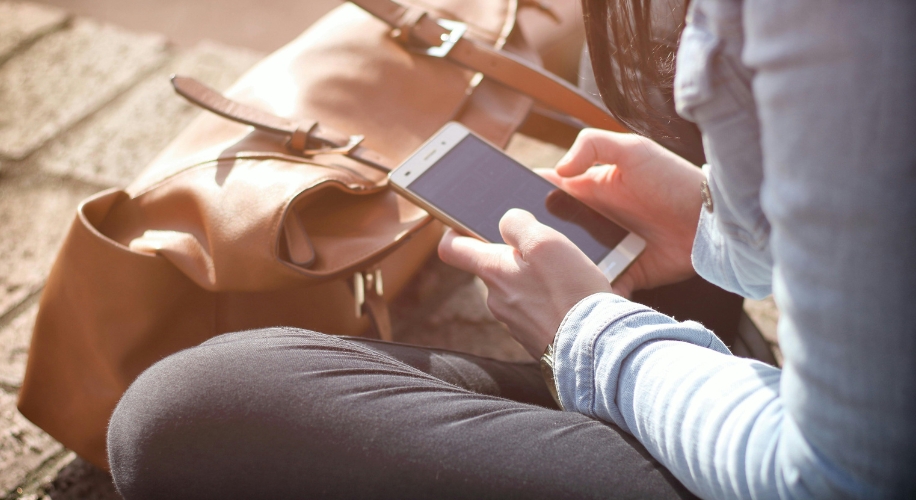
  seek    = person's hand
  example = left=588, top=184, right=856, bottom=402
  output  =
left=541, top=129, right=706, bottom=297
left=438, top=210, right=612, bottom=359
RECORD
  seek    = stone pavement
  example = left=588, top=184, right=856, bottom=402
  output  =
left=0, top=2, right=780, bottom=497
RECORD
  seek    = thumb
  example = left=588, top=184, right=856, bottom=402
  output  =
left=555, top=128, right=633, bottom=178
left=498, top=209, right=544, bottom=255
left=438, top=228, right=502, bottom=275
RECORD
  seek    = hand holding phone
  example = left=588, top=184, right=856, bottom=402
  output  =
left=389, top=122, right=645, bottom=283
left=388, top=122, right=647, bottom=356
left=437, top=210, right=615, bottom=358
left=546, top=128, right=708, bottom=297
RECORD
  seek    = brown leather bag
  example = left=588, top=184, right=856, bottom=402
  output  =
left=18, top=0, right=623, bottom=469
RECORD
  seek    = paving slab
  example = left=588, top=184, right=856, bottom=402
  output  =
left=0, top=174, right=99, bottom=319
left=0, top=283, right=39, bottom=332
left=13, top=453, right=120, bottom=500
left=391, top=257, right=531, bottom=362
left=0, top=303, right=36, bottom=390
left=38, top=40, right=263, bottom=186
left=0, top=18, right=167, bottom=160
left=411, top=277, right=531, bottom=362
left=0, top=1, right=68, bottom=63
left=744, top=296, right=781, bottom=364
left=0, top=390, right=63, bottom=495
left=744, top=297, right=779, bottom=345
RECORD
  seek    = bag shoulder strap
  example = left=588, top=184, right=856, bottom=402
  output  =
left=351, top=0, right=627, bottom=133
left=171, top=76, right=395, bottom=172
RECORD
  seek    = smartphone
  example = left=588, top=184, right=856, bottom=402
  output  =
left=389, top=122, right=645, bottom=282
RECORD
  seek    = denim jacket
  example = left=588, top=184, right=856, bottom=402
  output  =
left=554, top=0, right=916, bottom=498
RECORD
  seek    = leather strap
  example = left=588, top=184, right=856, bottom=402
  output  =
left=350, top=0, right=627, bottom=133
left=364, top=292, right=393, bottom=342
left=171, top=76, right=395, bottom=172
left=351, top=269, right=394, bottom=341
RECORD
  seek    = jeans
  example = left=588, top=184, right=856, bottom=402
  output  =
left=107, top=327, right=696, bottom=499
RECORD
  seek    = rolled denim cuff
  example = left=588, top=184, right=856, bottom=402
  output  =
left=692, top=208, right=772, bottom=299
left=553, top=293, right=730, bottom=431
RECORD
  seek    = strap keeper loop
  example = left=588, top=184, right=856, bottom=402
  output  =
left=286, top=122, right=318, bottom=153
left=390, top=7, right=426, bottom=43
left=300, top=134, right=365, bottom=158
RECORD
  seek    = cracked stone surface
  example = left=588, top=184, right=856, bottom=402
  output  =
left=744, top=297, right=779, bottom=344
left=0, top=390, right=64, bottom=495
left=0, top=18, right=167, bottom=160
left=37, top=41, right=263, bottom=186
left=0, top=173, right=98, bottom=319
left=15, top=453, right=121, bottom=500
left=0, top=303, right=37, bottom=390
left=0, top=1, right=68, bottom=63
left=391, top=257, right=531, bottom=363
left=415, top=276, right=531, bottom=362
left=744, top=296, right=781, bottom=364
left=0, top=283, right=39, bottom=331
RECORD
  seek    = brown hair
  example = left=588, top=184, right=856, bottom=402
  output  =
left=581, top=0, right=681, bottom=135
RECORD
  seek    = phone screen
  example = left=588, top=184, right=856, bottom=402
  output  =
left=407, top=134, right=629, bottom=263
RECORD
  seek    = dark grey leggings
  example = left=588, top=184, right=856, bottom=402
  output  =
left=107, top=328, right=696, bottom=499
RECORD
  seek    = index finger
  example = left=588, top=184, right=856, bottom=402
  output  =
left=438, top=228, right=503, bottom=277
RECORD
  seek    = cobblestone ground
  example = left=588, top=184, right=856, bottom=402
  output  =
left=0, top=2, right=780, bottom=497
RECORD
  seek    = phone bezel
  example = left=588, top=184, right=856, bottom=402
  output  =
left=389, top=122, right=645, bottom=283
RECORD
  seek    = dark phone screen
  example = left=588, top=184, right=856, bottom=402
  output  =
left=409, top=134, right=629, bottom=263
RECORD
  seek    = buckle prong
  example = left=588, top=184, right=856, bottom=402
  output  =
left=421, top=19, right=467, bottom=58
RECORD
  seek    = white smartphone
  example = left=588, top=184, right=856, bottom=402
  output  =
left=389, top=122, right=645, bottom=282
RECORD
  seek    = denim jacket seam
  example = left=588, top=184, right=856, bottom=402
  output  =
left=715, top=49, right=755, bottom=109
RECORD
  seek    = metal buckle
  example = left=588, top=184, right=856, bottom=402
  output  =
left=299, top=134, right=365, bottom=157
left=353, top=269, right=384, bottom=318
left=422, top=19, right=467, bottom=58
left=354, top=272, right=365, bottom=318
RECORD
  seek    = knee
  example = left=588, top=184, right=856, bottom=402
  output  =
left=107, top=342, right=192, bottom=498
left=107, top=327, right=325, bottom=498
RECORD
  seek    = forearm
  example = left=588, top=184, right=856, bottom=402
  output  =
left=553, top=294, right=787, bottom=499
left=553, top=293, right=730, bottom=427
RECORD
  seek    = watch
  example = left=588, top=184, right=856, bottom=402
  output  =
left=539, top=341, right=563, bottom=409
left=700, top=179, right=714, bottom=213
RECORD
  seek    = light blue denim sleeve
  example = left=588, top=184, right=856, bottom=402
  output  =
left=553, top=295, right=786, bottom=500
left=692, top=208, right=772, bottom=300
left=552, top=294, right=732, bottom=428
left=556, top=1, right=916, bottom=498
